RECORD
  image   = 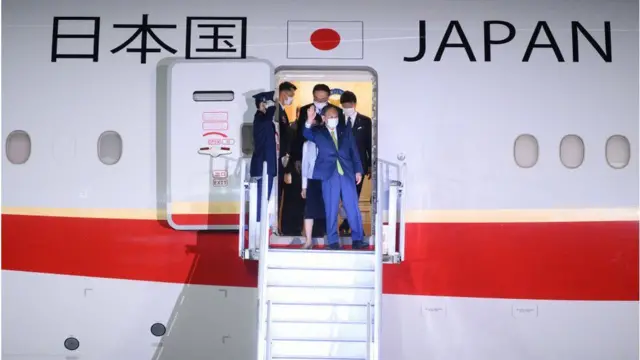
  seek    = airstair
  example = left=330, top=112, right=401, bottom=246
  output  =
left=238, top=160, right=406, bottom=360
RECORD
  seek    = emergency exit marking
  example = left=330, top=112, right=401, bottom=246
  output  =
left=213, top=170, right=228, bottom=178
left=213, top=179, right=229, bottom=187
left=208, top=138, right=235, bottom=146
left=202, top=111, right=228, bottom=122
left=203, top=122, right=229, bottom=131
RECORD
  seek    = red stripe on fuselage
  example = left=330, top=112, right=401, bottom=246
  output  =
left=1, top=215, right=638, bottom=301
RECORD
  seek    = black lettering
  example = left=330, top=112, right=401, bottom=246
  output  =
left=571, top=21, right=612, bottom=62
left=483, top=21, right=516, bottom=62
left=185, top=17, right=247, bottom=59
left=111, top=14, right=177, bottom=64
left=51, top=17, right=100, bottom=62
left=404, top=20, right=426, bottom=62
left=522, top=21, right=564, bottom=62
left=434, top=21, right=476, bottom=62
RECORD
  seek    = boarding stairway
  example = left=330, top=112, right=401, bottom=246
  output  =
left=238, top=159, right=406, bottom=360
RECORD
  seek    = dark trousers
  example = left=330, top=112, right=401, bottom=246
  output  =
left=280, top=167, right=304, bottom=236
left=256, top=175, right=274, bottom=222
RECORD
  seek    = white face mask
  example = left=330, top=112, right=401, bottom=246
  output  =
left=284, top=96, right=293, bottom=105
left=327, top=117, right=338, bottom=129
left=343, top=107, right=355, bottom=117
left=314, top=101, right=327, bottom=110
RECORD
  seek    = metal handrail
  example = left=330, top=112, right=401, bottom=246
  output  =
left=387, top=181, right=399, bottom=258
left=366, top=302, right=372, bottom=360
left=398, top=162, right=407, bottom=261
left=238, top=159, right=248, bottom=258
left=266, top=300, right=273, bottom=360
left=248, top=179, right=258, bottom=254
left=256, top=161, right=270, bottom=360
left=373, top=164, right=383, bottom=360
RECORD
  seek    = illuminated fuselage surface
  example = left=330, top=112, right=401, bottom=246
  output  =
left=2, top=0, right=638, bottom=359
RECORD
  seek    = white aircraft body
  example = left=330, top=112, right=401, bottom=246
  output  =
left=2, top=0, right=638, bottom=359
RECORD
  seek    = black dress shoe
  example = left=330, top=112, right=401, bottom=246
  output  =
left=352, top=240, right=369, bottom=250
left=326, top=243, right=342, bottom=250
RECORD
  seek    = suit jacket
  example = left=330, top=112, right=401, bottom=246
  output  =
left=302, top=122, right=363, bottom=181
left=292, top=103, right=344, bottom=164
left=276, top=104, right=295, bottom=173
left=346, top=113, right=372, bottom=175
left=250, top=106, right=277, bottom=177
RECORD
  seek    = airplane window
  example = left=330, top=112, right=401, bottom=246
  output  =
left=605, top=135, right=631, bottom=169
left=513, top=134, right=539, bottom=168
left=241, top=123, right=254, bottom=156
left=97, top=131, right=123, bottom=165
left=559, top=134, right=585, bottom=169
left=5, top=130, right=31, bottom=164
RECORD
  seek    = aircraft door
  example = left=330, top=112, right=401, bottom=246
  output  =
left=163, top=59, right=275, bottom=233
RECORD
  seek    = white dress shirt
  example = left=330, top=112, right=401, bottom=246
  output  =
left=301, top=140, right=318, bottom=190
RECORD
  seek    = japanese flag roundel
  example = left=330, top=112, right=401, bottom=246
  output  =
left=287, top=21, right=364, bottom=59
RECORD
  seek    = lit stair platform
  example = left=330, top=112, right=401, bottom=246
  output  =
left=262, top=249, right=376, bottom=360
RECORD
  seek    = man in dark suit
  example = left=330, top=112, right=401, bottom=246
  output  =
left=338, top=91, right=372, bottom=236
left=249, top=91, right=278, bottom=223
left=302, top=105, right=369, bottom=250
left=273, top=82, right=297, bottom=235
left=291, top=84, right=344, bottom=237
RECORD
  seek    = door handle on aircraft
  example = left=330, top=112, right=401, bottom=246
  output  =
left=198, top=146, right=232, bottom=158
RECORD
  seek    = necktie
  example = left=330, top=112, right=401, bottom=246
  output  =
left=330, top=130, right=344, bottom=175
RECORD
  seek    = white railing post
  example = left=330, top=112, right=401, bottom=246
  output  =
left=238, top=158, right=247, bottom=258
left=248, top=179, right=258, bottom=254
left=256, top=161, right=271, bottom=360
left=398, top=162, right=407, bottom=262
left=366, top=302, right=372, bottom=360
left=387, top=181, right=399, bottom=258
left=259, top=161, right=269, bottom=251
left=373, top=164, right=383, bottom=360
left=266, top=300, right=273, bottom=360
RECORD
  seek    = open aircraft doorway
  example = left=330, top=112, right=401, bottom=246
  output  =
left=273, top=68, right=377, bottom=250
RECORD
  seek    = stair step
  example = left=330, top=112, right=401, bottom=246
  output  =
left=268, top=284, right=374, bottom=289
left=270, top=322, right=368, bottom=341
left=267, top=268, right=374, bottom=289
left=272, top=320, right=367, bottom=324
left=272, top=337, right=366, bottom=343
left=271, top=340, right=367, bottom=358
left=270, top=235, right=373, bottom=247
left=270, top=303, right=372, bottom=324
left=272, top=356, right=365, bottom=360
left=267, top=286, right=374, bottom=304
left=267, top=250, right=375, bottom=271
left=267, top=265, right=374, bottom=272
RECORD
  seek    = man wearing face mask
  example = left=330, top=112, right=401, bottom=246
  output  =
left=249, top=91, right=278, bottom=225
left=290, top=84, right=344, bottom=237
left=302, top=105, right=368, bottom=251
left=293, top=84, right=344, bottom=174
left=338, top=91, right=372, bottom=236
left=274, top=82, right=297, bottom=234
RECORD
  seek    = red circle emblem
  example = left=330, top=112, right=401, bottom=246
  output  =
left=310, top=28, right=341, bottom=51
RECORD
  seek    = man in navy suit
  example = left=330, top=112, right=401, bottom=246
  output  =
left=249, top=91, right=278, bottom=223
left=291, top=84, right=344, bottom=237
left=302, top=105, right=368, bottom=250
left=250, top=82, right=297, bottom=224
